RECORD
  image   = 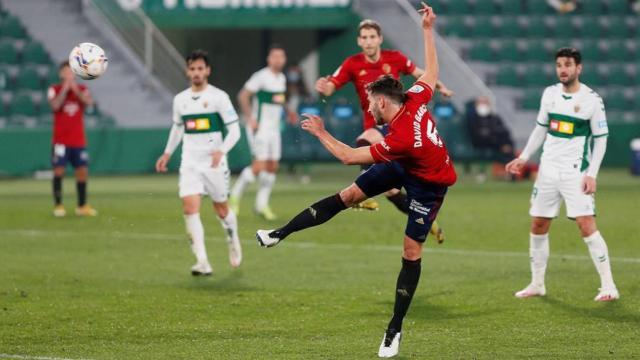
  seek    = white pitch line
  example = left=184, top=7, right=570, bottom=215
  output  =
left=2, top=229, right=640, bottom=264
left=0, top=354, right=93, bottom=360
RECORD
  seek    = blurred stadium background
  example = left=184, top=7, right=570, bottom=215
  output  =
left=0, top=0, right=638, bottom=177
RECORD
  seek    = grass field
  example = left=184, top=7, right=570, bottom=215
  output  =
left=1, top=166, right=639, bottom=359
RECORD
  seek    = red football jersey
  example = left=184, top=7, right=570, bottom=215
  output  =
left=370, top=81, right=457, bottom=186
left=47, top=84, right=89, bottom=147
left=329, top=49, right=416, bottom=130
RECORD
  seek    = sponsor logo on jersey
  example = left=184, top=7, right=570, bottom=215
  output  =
left=415, top=217, right=425, bottom=225
left=185, top=118, right=211, bottom=131
left=598, top=120, right=608, bottom=129
left=550, top=119, right=574, bottom=134
left=408, top=85, right=424, bottom=94
left=382, top=63, right=391, bottom=73
left=380, top=140, right=390, bottom=151
left=409, top=199, right=431, bottom=215
left=272, top=94, right=286, bottom=104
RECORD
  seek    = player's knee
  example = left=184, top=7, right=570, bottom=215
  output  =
left=575, top=216, right=597, bottom=237
left=531, top=217, right=551, bottom=234
left=339, top=184, right=366, bottom=207
left=267, top=161, right=279, bottom=173
left=385, top=188, right=400, bottom=197
left=53, top=167, right=65, bottom=177
left=213, top=202, right=229, bottom=218
left=402, top=236, right=422, bottom=260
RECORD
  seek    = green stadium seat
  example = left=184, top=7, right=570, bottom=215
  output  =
left=468, top=41, right=496, bottom=61
left=495, top=66, right=519, bottom=86
left=526, top=0, right=553, bottom=14
left=22, top=42, right=50, bottom=65
left=442, top=17, right=468, bottom=37
left=580, top=17, right=603, bottom=38
left=548, top=17, right=577, bottom=39
left=526, top=17, right=548, bottom=38
left=448, top=0, right=474, bottom=14
left=15, top=67, right=42, bottom=90
left=10, top=93, right=39, bottom=116
left=498, top=17, right=525, bottom=38
left=580, top=0, right=604, bottom=14
left=522, top=40, right=551, bottom=61
left=580, top=68, right=606, bottom=86
left=523, top=65, right=551, bottom=87
left=604, top=90, right=630, bottom=110
left=497, top=0, right=523, bottom=14
left=581, top=41, right=606, bottom=62
left=606, top=17, right=630, bottom=38
left=0, top=16, right=27, bottom=39
left=606, top=41, right=631, bottom=62
left=607, top=0, right=629, bottom=15
left=496, top=40, right=522, bottom=62
left=0, top=41, right=18, bottom=64
left=428, top=0, right=447, bottom=14
left=474, top=0, right=499, bottom=15
left=473, top=17, right=495, bottom=38
left=522, top=89, right=541, bottom=110
left=606, top=66, right=634, bottom=86
left=0, top=101, right=8, bottom=117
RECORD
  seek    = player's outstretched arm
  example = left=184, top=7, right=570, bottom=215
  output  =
left=417, top=3, right=438, bottom=91
left=315, top=76, right=336, bottom=97
left=301, top=114, right=374, bottom=165
left=411, top=67, right=454, bottom=98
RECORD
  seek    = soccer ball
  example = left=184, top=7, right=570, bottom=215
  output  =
left=68, top=43, right=108, bottom=80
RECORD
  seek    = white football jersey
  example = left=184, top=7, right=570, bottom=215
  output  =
left=536, top=83, right=608, bottom=171
left=243, top=67, right=286, bottom=132
left=172, top=84, right=239, bottom=164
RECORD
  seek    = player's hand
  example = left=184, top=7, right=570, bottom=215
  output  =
left=505, top=158, right=525, bottom=175
left=247, top=116, right=259, bottom=132
left=287, top=110, right=299, bottom=125
left=211, top=150, right=224, bottom=168
left=582, top=175, right=597, bottom=194
left=155, top=153, right=170, bottom=173
left=315, top=76, right=331, bottom=95
left=419, top=2, right=436, bottom=29
left=439, top=85, right=454, bottom=98
left=300, top=113, right=326, bottom=137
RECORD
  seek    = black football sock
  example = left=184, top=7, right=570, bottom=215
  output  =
left=386, top=192, right=409, bottom=214
left=53, top=176, right=62, bottom=205
left=387, top=257, right=422, bottom=333
left=76, top=181, right=87, bottom=207
left=356, top=138, right=372, bottom=172
left=270, top=194, right=347, bottom=240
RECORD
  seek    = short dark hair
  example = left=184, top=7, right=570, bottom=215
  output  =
left=59, top=60, right=70, bottom=70
left=268, top=43, right=286, bottom=54
left=366, top=75, right=405, bottom=104
left=358, top=19, right=382, bottom=36
left=186, top=49, right=210, bottom=66
left=555, top=47, right=581, bottom=65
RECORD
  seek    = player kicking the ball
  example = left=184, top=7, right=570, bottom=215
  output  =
left=315, top=17, right=452, bottom=243
left=230, top=45, right=297, bottom=221
left=156, top=50, right=242, bottom=275
left=258, top=5, right=455, bottom=357
left=506, top=47, right=618, bottom=302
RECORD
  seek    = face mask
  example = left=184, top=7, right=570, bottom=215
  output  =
left=476, top=104, right=491, bottom=117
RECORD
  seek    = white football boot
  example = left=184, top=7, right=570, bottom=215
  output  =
left=378, top=330, right=401, bottom=358
left=256, top=229, right=282, bottom=248
left=594, top=287, right=619, bottom=302
left=514, top=283, right=546, bottom=298
left=227, top=236, right=242, bottom=268
left=190, top=262, right=212, bottom=276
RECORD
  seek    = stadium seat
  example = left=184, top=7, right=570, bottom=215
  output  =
left=22, top=42, right=50, bottom=65
left=607, top=0, right=629, bottom=15
left=468, top=41, right=496, bottom=61
left=581, top=40, right=606, bottom=62
left=442, top=17, right=468, bottom=37
left=474, top=0, right=499, bottom=15
left=473, top=17, right=496, bottom=38
left=580, top=17, right=603, bottom=38
left=606, top=41, right=631, bottom=62
left=604, top=90, right=630, bottom=110
left=496, top=40, right=522, bottom=62
left=10, top=92, right=38, bottom=116
left=547, top=17, right=577, bottom=39
left=526, top=17, right=548, bottom=38
left=448, top=0, right=474, bottom=14
left=522, top=40, right=551, bottom=61
left=579, top=0, right=605, bottom=15
left=522, top=89, right=541, bottom=110
left=606, top=66, right=634, bottom=86
left=526, top=0, right=553, bottom=14
left=606, top=17, right=630, bottom=39
left=495, top=65, right=519, bottom=86
left=497, top=0, right=523, bottom=14
left=498, top=17, right=525, bottom=38
left=47, top=65, right=60, bottom=86
left=0, top=41, right=18, bottom=64
left=523, top=65, right=551, bottom=86
left=580, top=68, right=606, bottom=86
left=15, top=67, right=42, bottom=90
left=0, top=16, right=27, bottom=39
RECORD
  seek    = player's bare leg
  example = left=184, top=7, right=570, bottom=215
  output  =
left=213, top=201, right=242, bottom=268
left=52, top=166, right=66, bottom=217
left=255, top=160, right=278, bottom=220
left=230, top=160, right=262, bottom=214
left=182, top=195, right=212, bottom=276
left=73, top=166, right=97, bottom=216
left=515, top=217, right=551, bottom=298
left=379, top=236, right=423, bottom=358
left=576, top=216, right=618, bottom=301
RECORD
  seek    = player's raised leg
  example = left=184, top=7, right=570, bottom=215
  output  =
left=182, top=195, right=212, bottom=276
left=515, top=217, right=551, bottom=298
left=576, top=216, right=618, bottom=301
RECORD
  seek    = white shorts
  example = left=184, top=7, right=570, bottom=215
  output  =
left=178, top=161, right=230, bottom=202
left=529, top=164, right=595, bottom=219
left=246, top=126, right=281, bottom=161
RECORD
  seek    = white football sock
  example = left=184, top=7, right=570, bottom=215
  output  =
left=255, top=171, right=276, bottom=211
left=230, top=166, right=256, bottom=199
left=529, top=233, right=549, bottom=287
left=218, top=209, right=239, bottom=243
left=583, top=231, right=615, bottom=289
left=184, top=213, right=208, bottom=264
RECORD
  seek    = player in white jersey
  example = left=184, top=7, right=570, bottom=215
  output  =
left=230, top=44, right=296, bottom=220
left=506, top=48, right=618, bottom=302
left=155, top=50, right=242, bottom=275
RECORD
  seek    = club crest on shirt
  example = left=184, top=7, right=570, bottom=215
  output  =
left=574, top=104, right=580, bottom=113
left=382, top=63, right=391, bottom=73
left=203, top=101, right=208, bottom=108
left=359, top=69, right=367, bottom=77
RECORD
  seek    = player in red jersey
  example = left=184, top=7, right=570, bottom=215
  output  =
left=315, top=18, right=452, bottom=242
left=257, top=5, right=454, bottom=357
left=47, top=61, right=97, bottom=217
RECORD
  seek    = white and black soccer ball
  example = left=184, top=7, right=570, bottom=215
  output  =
left=69, top=42, right=108, bottom=80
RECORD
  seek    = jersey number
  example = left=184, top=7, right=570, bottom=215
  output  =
left=426, top=118, right=443, bottom=147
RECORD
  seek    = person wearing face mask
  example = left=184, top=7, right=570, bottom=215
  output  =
left=466, top=96, right=515, bottom=166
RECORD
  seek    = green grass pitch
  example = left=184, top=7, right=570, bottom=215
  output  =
left=1, top=166, right=639, bottom=359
